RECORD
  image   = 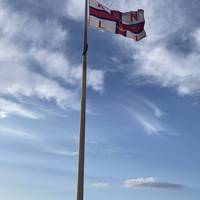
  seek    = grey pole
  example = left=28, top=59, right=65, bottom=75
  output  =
left=76, top=0, right=88, bottom=200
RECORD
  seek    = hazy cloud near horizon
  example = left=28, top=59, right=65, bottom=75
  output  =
left=124, top=177, right=185, bottom=189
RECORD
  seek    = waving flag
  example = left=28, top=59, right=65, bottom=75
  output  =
left=89, top=0, right=146, bottom=41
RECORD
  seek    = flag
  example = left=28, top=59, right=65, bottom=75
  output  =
left=89, top=0, right=146, bottom=41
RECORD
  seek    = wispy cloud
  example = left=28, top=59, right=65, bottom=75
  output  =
left=47, top=148, right=78, bottom=157
left=0, top=0, right=104, bottom=112
left=141, top=98, right=163, bottom=118
left=91, top=182, right=112, bottom=189
left=124, top=177, right=184, bottom=189
left=133, top=112, right=166, bottom=135
left=0, top=98, right=40, bottom=119
left=126, top=97, right=167, bottom=135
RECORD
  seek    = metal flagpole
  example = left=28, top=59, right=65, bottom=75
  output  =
left=76, top=0, right=88, bottom=200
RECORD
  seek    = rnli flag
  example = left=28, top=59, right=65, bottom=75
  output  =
left=89, top=0, right=146, bottom=41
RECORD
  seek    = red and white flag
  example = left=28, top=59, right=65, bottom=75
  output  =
left=89, top=0, right=146, bottom=41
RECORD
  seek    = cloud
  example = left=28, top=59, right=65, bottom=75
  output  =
left=0, top=62, right=79, bottom=110
left=71, top=0, right=200, bottom=98
left=0, top=1, right=77, bottom=109
left=31, top=49, right=104, bottom=92
left=65, top=0, right=84, bottom=20
left=124, top=177, right=184, bottom=189
left=139, top=97, right=163, bottom=118
left=0, top=0, right=104, bottom=112
left=88, top=70, right=105, bottom=92
left=47, top=0, right=200, bottom=98
left=56, top=0, right=200, bottom=97
left=91, top=182, right=112, bottom=189
left=126, top=97, right=167, bottom=135
left=47, top=148, right=78, bottom=157
left=0, top=98, right=40, bottom=119
left=133, top=112, right=166, bottom=135
left=111, top=0, right=200, bottom=96
left=134, top=45, right=200, bottom=96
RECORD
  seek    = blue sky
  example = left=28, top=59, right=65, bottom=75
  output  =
left=0, top=0, right=200, bottom=199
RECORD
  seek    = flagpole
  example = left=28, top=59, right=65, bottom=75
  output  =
left=76, top=0, right=88, bottom=200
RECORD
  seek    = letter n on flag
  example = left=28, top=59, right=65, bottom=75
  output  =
left=89, top=0, right=146, bottom=41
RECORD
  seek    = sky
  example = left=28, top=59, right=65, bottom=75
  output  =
left=0, top=0, right=200, bottom=200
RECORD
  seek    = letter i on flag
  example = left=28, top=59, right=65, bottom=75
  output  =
left=89, top=0, right=146, bottom=41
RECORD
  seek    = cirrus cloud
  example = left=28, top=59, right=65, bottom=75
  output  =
left=91, top=182, right=112, bottom=189
left=0, top=98, right=40, bottom=119
left=125, top=96, right=168, bottom=135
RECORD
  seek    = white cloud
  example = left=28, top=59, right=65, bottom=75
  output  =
left=0, top=0, right=104, bottom=112
left=134, top=112, right=165, bottom=135
left=0, top=62, right=79, bottom=110
left=0, top=3, right=67, bottom=49
left=88, top=70, right=105, bottom=92
left=124, top=177, right=154, bottom=188
left=0, top=98, right=40, bottom=119
left=111, top=0, right=200, bottom=96
left=65, top=0, right=84, bottom=20
left=0, top=2, right=77, bottom=109
left=124, top=177, right=184, bottom=189
left=142, top=99, right=163, bottom=118
left=74, top=0, right=200, bottom=97
left=63, top=0, right=200, bottom=97
left=47, top=148, right=78, bottom=157
left=91, top=182, right=112, bottom=189
left=134, top=45, right=200, bottom=96
left=126, top=97, right=167, bottom=135
left=31, top=49, right=104, bottom=92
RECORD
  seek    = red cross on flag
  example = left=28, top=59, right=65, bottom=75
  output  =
left=89, top=0, right=146, bottom=41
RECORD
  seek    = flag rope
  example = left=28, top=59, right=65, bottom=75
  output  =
left=82, top=44, right=88, bottom=56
